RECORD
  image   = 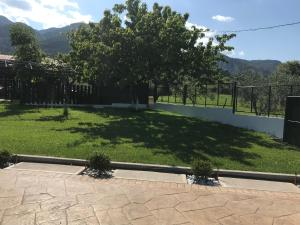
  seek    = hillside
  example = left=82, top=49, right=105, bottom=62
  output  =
left=220, top=55, right=281, bottom=76
left=0, top=15, right=81, bottom=56
left=0, top=15, right=280, bottom=75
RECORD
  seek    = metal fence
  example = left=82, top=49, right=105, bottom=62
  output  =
left=283, top=96, right=300, bottom=146
left=157, top=82, right=234, bottom=108
left=157, top=82, right=300, bottom=117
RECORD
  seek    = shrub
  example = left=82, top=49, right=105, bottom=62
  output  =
left=191, top=159, right=213, bottom=180
left=0, top=150, right=12, bottom=169
left=88, top=151, right=112, bottom=176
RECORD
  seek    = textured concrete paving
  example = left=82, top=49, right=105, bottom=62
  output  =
left=220, top=177, right=300, bottom=193
left=113, top=169, right=187, bottom=183
left=0, top=169, right=300, bottom=225
left=8, top=162, right=85, bottom=174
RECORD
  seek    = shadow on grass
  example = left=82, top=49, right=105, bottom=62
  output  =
left=52, top=108, right=296, bottom=167
left=0, top=102, right=38, bottom=117
left=36, top=115, right=68, bottom=122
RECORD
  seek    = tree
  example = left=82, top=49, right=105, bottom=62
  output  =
left=10, top=23, right=42, bottom=62
left=68, top=0, right=235, bottom=103
left=269, top=61, right=300, bottom=113
left=235, top=61, right=300, bottom=116
left=272, top=61, right=300, bottom=84
left=9, top=23, right=43, bottom=83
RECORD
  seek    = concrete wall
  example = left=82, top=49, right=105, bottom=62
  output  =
left=26, top=103, right=147, bottom=109
left=151, top=103, right=284, bottom=138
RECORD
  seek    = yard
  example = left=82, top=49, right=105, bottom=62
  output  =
left=0, top=102, right=299, bottom=174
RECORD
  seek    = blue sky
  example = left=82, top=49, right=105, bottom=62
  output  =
left=1, top=0, right=299, bottom=61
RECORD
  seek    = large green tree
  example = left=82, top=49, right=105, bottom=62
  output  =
left=68, top=0, right=235, bottom=101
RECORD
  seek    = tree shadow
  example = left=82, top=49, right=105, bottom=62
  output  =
left=36, top=115, right=67, bottom=122
left=52, top=108, right=297, bottom=167
left=0, top=102, right=39, bottom=117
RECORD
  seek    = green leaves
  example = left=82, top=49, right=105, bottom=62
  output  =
left=67, top=0, right=235, bottom=88
left=10, top=22, right=42, bottom=63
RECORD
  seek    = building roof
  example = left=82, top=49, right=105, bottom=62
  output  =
left=0, top=54, right=14, bottom=61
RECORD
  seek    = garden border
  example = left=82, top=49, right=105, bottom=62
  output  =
left=16, top=154, right=299, bottom=184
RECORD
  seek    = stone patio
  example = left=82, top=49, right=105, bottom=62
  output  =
left=0, top=167, right=300, bottom=225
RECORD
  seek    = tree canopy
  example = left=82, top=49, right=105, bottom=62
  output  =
left=68, top=0, right=235, bottom=87
left=10, top=23, right=42, bottom=63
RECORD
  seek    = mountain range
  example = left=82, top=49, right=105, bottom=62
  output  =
left=0, top=15, right=281, bottom=75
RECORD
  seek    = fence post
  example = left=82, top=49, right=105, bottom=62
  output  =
left=232, top=82, right=237, bottom=114
left=205, top=84, right=207, bottom=107
left=290, top=85, right=293, bottom=96
left=183, top=85, right=187, bottom=105
left=250, top=87, right=254, bottom=113
left=268, top=85, right=271, bottom=117
left=217, top=81, right=220, bottom=106
left=3, top=75, right=7, bottom=99
left=194, top=86, right=197, bottom=106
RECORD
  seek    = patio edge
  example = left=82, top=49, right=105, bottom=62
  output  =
left=16, top=154, right=299, bottom=183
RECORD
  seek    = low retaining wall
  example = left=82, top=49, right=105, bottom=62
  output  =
left=151, top=103, right=284, bottom=138
left=25, top=103, right=147, bottom=109
left=16, top=154, right=299, bottom=183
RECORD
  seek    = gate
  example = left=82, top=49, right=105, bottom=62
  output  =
left=283, top=96, right=300, bottom=146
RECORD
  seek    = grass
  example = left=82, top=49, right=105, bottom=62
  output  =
left=158, top=94, right=233, bottom=108
left=158, top=94, right=285, bottom=117
left=0, top=102, right=299, bottom=174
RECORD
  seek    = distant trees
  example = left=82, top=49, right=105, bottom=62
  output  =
left=9, top=23, right=44, bottom=81
left=272, top=61, right=300, bottom=84
left=68, top=0, right=235, bottom=99
left=10, top=23, right=42, bottom=63
left=235, top=61, right=300, bottom=115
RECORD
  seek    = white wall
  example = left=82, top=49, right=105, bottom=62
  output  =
left=151, top=103, right=284, bottom=138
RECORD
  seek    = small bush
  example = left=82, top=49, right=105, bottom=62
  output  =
left=0, top=150, right=12, bottom=169
left=88, top=151, right=112, bottom=176
left=192, top=159, right=213, bottom=180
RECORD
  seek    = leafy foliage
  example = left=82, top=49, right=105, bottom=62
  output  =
left=10, top=23, right=42, bottom=62
left=0, top=15, right=280, bottom=77
left=191, top=159, right=213, bottom=180
left=235, top=61, right=300, bottom=115
left=68, top=0, right=235, bottom=93
left=88, top=151, right=112, bottom=176
left=0, top=150, right=12, bottom=169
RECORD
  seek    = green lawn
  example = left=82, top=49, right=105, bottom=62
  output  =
left=0, top=102, right=299, bottom=174
left=158, top=94, right=233, bottom=108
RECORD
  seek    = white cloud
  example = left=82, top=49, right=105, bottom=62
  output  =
left=0, top=0, right=92, bottom=29
left=238, top=51, right=245, bottom=56
left=186, top=21, right=216, bottom=46
left=223, top=50, right=245, bottom=58
left=223, top=50, right=235, bottom=57
left=212, top=15, right=234, bottom=23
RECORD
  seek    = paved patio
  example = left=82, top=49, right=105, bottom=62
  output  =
left=0, top=168, right=300, bottom=225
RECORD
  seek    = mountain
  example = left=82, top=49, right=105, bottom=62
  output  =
left=0, top=16, right=281, bottom=75
left=219, top=55, right=281, bottom=76
left=0, top=16, right=14, bottom=54
left=0, top=16, right=81, bottom=56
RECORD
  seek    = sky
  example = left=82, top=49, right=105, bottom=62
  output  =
left=0, top=0, right=299, bottom=62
